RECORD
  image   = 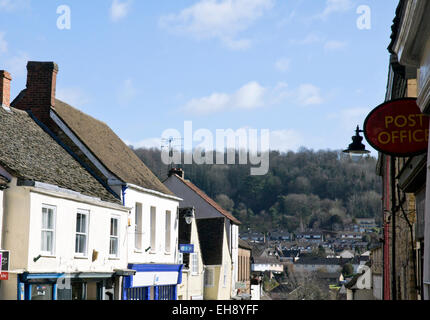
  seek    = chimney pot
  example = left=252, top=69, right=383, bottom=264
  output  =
left=168, top=168, right=184, bottom=179
left=0, top=70, right=12, bottom=109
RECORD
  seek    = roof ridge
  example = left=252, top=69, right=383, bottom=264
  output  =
left=174, top=174, right=241, bottom=225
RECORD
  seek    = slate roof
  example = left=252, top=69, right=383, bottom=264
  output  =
left=295, top=257, right=353, bottom=266
left=171, top=174, right=241, bottom=225
left=196, top=218, right=225, bottom=265
left=50, top=99, right=174, bottom=196
left=239, top=238, right=252, bottom=250
left=0, top=107, right=120, bottom=203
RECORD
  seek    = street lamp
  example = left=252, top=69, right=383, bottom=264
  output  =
left=343, top=125, right=370, bottom=160
left=184, top=207, right=195, bottom=225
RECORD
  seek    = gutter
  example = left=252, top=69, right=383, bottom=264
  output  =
left=19, top=179, right=130, bottom=211
left=126, top=183, right=183, bottom=202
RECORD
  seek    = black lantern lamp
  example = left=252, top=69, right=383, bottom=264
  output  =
left=184, top=207, right=195, bottom=225
left=343, top=125, right=370, bottom=159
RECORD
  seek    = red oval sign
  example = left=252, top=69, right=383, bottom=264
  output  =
left=364, top=98, right=430, bottom=156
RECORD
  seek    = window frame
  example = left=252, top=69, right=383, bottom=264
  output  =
left=191, top=252, right=199, bottom=276
left=204, top=267, right=215, bottom=288
left=75, top=209, right=90, bottom=257
left=109, top=216, right=120, bottom=258
left=41, top=204, right=56, bottom=256
left=150, top=206, right=156, bottom=253
left=134, top=203, right=143, bottom=251
left=165, top=210, right=172, bottom=254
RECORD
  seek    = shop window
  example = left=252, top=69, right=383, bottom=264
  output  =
left=41, top=205, right=56, bottom=255
left=72, top=282, right=87, bottom=300
left=31, top=284, right=53, bottom=301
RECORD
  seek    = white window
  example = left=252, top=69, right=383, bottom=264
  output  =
left=41, top=205, right=56, bottom=255
left=150, top=206, right=156, bottom=252
left=223, top=263, right=228, bottom=287
left=191, top=253, right=199, bottom=275
left=204, top=268, right=214, bottom=287
left=109, top=217, right=120, bottom=258
left=75, top=210, right=89, bottom=256
left=165, top=210, right=171, bottom=253
left=135, top=203, right=142, bottom=251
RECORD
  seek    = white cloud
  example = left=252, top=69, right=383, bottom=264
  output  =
left=269, top=129, right=304, bottom=152
left=327, top=107, right=371, bottom=131
left=0, top=32, right=7, bottom=53
left=0, top=0, right=30, bottom=12
left=159, top=0, right=274, bottom=50
left=184, top=81, right=267, bottom=115
left=324, top=40, right=347, bottom=51
left=125, top=137, right=163, bottom=149
left=317, top=0, right=354, bottom=20
left=56, top=87, right=90, bottom=107
left=4, top=51, right=30, bottom=78
left=275, top=58, right=291, bottom=72
left=295, top=84, right=324, bottom=106
left=183, top=81, right=324, bottom=115
left=110, top=0, right=133, bottom=22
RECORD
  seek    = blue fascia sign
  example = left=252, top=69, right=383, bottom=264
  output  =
left=179, top=244, right=194, bottom=254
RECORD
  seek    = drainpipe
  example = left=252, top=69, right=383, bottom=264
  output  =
left=121, top=185, right=128, bottom=206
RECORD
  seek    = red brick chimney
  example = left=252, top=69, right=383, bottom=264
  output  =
left=13, top=61, right=58, bottom=122
left=0, top=70, right=12, bottom=109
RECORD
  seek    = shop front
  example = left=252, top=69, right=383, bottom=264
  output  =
left=123, top=264, right=183, bottom=300
left=17, top=271, right=131, bottom=300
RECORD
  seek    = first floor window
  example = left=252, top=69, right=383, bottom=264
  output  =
left=75, top=210, right=89, bottom=256
left=150, top=206, right=156, bottom=252
left=109, top=217, right=119, bottom=257
left=191, top=253, right=199, bottom=275
left=204, top=268, right=214, bottom=287
left=41, top=205, right=56, bottom=255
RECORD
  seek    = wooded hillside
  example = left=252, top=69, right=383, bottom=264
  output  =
left=133, top=147, right=382, bottom=233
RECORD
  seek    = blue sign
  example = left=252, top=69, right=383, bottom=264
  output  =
left=179, top=244, right=194, bottom=253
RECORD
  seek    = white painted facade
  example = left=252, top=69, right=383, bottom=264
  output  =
left=0, top=177, right=129, bottom=300
left=123, top=185, right=181, bottom=266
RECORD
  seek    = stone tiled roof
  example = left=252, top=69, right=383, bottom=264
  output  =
left=0, top=107, right=120, bottom=203
left=0, top=174, right=9, bottom=189
left=51, top=99, right=174, bottom=196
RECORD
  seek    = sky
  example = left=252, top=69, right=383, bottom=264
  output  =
left=0, top=0, right=399, bottom=157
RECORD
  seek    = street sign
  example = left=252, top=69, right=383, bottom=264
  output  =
left=364, top=98, right=430, bottom=156
left=179, top=244, right=194, bottom=254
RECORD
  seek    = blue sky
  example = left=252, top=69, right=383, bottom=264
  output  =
left=0, top=0, right=398, bottom=156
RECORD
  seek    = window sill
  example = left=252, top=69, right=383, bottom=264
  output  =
left=134, top=249, right=143, bottom=254
left=108, top=256, right=120, bottom=260
left=74, top=255, right=89, bottom=260
left=39, top=254, right=56, bottom=259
